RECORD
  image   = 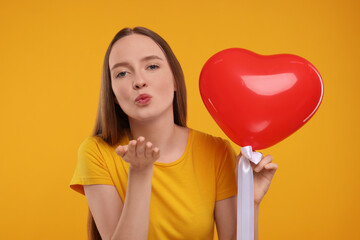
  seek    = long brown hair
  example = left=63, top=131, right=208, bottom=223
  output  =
left=88, top=27, right=187, bottom=239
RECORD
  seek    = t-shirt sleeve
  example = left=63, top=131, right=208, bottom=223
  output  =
left=69, top=137, right=114, bottom=195
left=215, top=139, right=237, bottom=201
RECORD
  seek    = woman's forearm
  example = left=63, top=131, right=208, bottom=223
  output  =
left=254, top=204, right=259, bottom=240
left=111, top=166, right=154, bottom=240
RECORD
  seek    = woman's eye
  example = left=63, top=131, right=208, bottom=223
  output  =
left=116, top=71, right=128, bottom=78
left=147, top=64, right=159, bottom=70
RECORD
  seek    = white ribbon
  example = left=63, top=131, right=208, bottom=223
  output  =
left=237, top=146, right=262, bottom=240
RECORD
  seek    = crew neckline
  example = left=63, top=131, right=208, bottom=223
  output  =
left=155, top=128, right=193, bottom=167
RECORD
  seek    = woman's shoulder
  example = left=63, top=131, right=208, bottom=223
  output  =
left=188, top=129, right=237, bottom=167
left=190, top=128, right=232, bottom=150
left=79, top=135, right=108, bottom=149
left=78, top=134, right=127, bottom=153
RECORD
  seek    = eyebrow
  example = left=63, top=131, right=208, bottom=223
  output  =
left=110, top=55, right=163, bottom=71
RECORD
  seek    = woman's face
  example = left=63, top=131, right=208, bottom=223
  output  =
left=109, top=34, right=176, bottom=123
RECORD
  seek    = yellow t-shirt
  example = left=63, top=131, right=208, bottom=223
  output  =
left=70, top=128, right=237, bottom=240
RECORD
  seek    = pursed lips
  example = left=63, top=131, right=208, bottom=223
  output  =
left=135, top=94, right=152, bottom=103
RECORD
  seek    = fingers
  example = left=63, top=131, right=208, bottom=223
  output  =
left=127, top=140, right=137, bottom=157
left=145, top=141, right=153, bottom=159
left=264, top=162, right=278, bottom=170
left=115, top=145, right=128, bottom=157
left=115, top=136, right=160, bottom=162
left=136, top=136, right=146, bottom=157
left=237, top=152, right=277, bottom=174
left=250, top=161, right=256, bottom=170
left=137, top=137, right=159, bottom=160
left=254, top=155, right=273, bottom=173
left=152, top=147, right=160, bottom=160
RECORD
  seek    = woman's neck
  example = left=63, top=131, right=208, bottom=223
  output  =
left=128, top=113, right=182, bottom=155
left=126, top=105, right=189, bottom=164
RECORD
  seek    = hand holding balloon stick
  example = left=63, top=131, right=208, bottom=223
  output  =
left=199, top=48, right=324, bottom=240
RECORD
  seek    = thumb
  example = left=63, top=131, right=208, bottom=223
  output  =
left=116, top=145, right=128, bottom=157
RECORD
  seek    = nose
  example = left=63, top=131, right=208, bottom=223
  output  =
left=133, top=74, right=147, bottom=89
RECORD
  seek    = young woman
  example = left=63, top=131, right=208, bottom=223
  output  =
left=70, top=27, right=277, bottom=240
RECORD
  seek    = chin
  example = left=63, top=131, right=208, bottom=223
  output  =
left=130, top=106, right=173, bottom=123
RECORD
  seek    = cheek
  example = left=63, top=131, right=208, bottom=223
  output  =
left=158, top=70, right=176, bottom=93
left=157, top=81, right=175, bottom=104
left=111, top=81, right=129, bottom=105
left=159, top=80, right=175, bottom=93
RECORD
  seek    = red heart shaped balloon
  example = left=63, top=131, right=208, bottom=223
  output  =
left=199, top=48, right=324, bottom=150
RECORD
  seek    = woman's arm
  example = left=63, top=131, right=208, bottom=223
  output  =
left=84, top=137, right=160, bottom=240
left=85, top=166, right=154, bottom=240
left=254, top=203, right=259, bottom=240
left=84, top=184, right=123, bottom=240
left=215, top=196, right=237, bottom=240
left=215, top=197, right=260, bottom=240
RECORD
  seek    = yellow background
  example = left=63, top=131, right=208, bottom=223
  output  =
left=1, top=0, right=359, bottom=239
